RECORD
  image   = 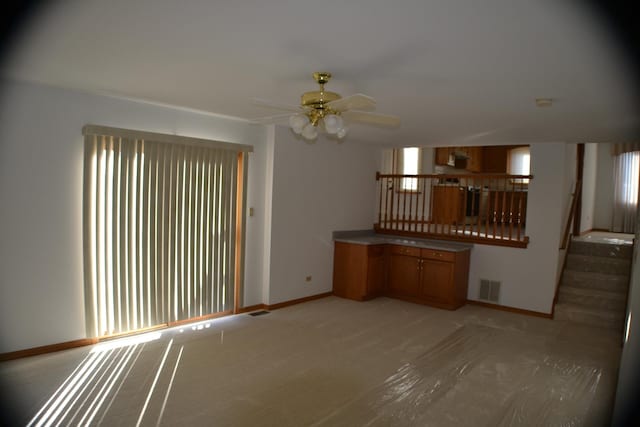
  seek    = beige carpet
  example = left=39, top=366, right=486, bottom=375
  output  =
left=0, top=296, right=622, bottom=426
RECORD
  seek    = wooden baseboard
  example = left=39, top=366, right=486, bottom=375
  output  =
left=266, top=292, right=333, bottom=310
left=2, top=293, right=334, bottom=361
left=239, top=292, right=334, bottom=312
left=236, top=303, right=267, bottom=314
left=0, top=338, right=99, bottom=362
left=466, top=299, right=552, bottom=319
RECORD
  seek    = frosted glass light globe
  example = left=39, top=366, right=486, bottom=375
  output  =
left=323, top=114, right=343, bottom=134
left=337, top=126, right=348, bottom=139
left=289, top=114, right=309, bottom=134
left=301, top=123, right=318, bottom=140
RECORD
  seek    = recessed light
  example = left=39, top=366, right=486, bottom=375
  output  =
left=535, top=98, right=553, bottom=107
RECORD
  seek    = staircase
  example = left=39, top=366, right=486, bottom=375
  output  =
left=554, top=239, right=632, bottom=331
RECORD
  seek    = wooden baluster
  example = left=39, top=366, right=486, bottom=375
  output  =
left=403, top=177, right=407, bottom=230
left=500, top=178, right=507, bottom=239
left=384, top=178, right=393, bottom=230
left=476, top=177, right=483, bottom=239
left=420, top=176, right=426, bottom=232
left=508, top=178, right=515, bottom=240
left=428, top=177, right=435, bottom=235
left=517, top=178, right=525, bottom=241
left=492, top=180, right=500, bottom=239
left=462, top=177, right=468, bottom=237
left=485, top=178, right=491, bottom=239
left=377, top=173, right=383, bottom=228
left=408, top=176, right=414, bottom=231
left=390, top=176, right=396, bottom=230
left=391, top=176, right=400, bottom=230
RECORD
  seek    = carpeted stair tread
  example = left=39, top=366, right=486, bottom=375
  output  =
left=569, top=240, right=633, bottom=259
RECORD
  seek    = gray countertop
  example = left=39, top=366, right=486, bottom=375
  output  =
left=333, top=230, right=472, bottom=252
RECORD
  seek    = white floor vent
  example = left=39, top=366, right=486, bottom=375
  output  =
left=479, top=279, right=501, bottom=303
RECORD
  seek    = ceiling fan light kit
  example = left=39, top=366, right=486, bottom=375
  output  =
left=253, top=72, right=400, bottom=142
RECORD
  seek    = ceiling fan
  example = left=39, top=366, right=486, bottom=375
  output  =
left=252, top=72, right=400, bottom=141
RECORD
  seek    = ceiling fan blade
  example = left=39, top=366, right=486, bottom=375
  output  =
left=252, top=98, right=303, bottom=112
left=343, top=111, right=401, bottom=127
left=327, top=93, right=376, bottom=112
left=248, top=112, right=293, bottom=124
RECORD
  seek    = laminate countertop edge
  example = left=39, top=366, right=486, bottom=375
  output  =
left=333, top=231, right=473, bottom=253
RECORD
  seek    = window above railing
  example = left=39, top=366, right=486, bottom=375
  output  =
left=375, top=172, right=533, bottom=248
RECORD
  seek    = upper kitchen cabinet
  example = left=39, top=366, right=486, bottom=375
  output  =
left=465, top=147, right=483, bottom=172
left=435, top=147, right=452, bottom=166
left=434, top=145, right=524, bottom=174
left=434, top=146, right=483, bottom=172
left=481, top=146, right=509, bottom=173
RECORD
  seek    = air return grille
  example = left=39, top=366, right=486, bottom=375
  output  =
left=479, top=280, right=501, bottom=303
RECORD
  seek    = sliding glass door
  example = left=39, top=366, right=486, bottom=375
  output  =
left=82, top=126, right=249, bottom=338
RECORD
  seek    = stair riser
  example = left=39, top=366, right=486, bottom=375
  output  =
left=557, top=291, right=627, bottom=311
left=554, top=307, right=624, bottom=330
left=561, top=271, right=629, bottom=293
left=565, top=254, right=631, bottom=275
left=570, top=241, right=633, bottom=259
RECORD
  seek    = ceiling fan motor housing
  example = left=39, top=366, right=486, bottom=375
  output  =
left=301, top=71, right=342, bottom=123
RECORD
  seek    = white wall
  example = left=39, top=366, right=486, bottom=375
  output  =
left=580, top=143, right=598, bottom=233
left=268, top=126, right=378, bottom=305
left=612, top=204, right=640, bottom=424
left=594, top=143, right=614, bottom=230
left=467, top=143, right=568, bottom=314
left=0, top=80, right=269, bottom=353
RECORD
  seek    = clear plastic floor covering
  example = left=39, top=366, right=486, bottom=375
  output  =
left=313, top=324, right=607, bottom=427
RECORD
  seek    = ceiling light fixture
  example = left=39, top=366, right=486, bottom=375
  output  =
left=289, top=72, right=348, bottom=141
left=253, top=72, right=400, bottom=142
left=535, top=98, right=553, bottom=108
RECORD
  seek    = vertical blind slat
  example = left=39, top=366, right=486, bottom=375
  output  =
left=227, top=152, right=238, bottom=310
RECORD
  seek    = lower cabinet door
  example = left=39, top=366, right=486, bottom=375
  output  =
left=420, top=259, right=454, bottom=303
left=388, top=254, right=420, bottom=297
left=367, top=250, right=386, bottom=297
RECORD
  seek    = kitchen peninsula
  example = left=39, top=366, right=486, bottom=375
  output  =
left=333, top=231, right=472, bottom=310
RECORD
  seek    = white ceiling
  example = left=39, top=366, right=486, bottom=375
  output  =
left=2, top=0, right=638, bottom=146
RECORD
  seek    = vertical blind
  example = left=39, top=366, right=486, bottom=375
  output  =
left=612, top=151, right=640, bottom=233
left=82, top=126, right=251, bottom=338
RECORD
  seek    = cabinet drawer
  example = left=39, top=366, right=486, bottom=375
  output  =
left=421, top=249, right=455, bottom=262
left=390, top=245, right=420, bottom=257
left=368, top=245, right=386, bottom=257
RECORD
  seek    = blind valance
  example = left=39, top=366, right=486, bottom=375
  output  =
left=610, top=142, right=640, bottom=156
left=82, top=124, right=253, bottom=153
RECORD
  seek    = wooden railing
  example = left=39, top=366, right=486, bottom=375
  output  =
left=560, top=180, right=582, bottom=250
left=375, top=173, right=533, bottom=247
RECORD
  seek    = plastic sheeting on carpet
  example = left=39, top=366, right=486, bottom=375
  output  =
left=312, top=324, right=605, bottom=427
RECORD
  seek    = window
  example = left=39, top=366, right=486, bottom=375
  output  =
left=82, top=125, right=251, bottom=338
left=399, top=147, right=421, bottom=191
left=612, top=151, right=639, bottom=233
left=508, top=146, right=530, bottom=184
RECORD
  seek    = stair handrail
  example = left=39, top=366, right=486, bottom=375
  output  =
left=560, top=180, right=582, bottom=250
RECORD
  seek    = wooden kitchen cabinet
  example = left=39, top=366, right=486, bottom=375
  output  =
left=435, top=147, right=452, bottom=166
left=333, top=242, right=386, bottom=301
left=386, top=245, right=470, bottom=310
left=388, top=245, right=421, bottom=298
left=419, top=248, right=469, bottom=309
left=465, top=146, right=483, bottom=172
left=481, top=146, right=508, bottom=173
